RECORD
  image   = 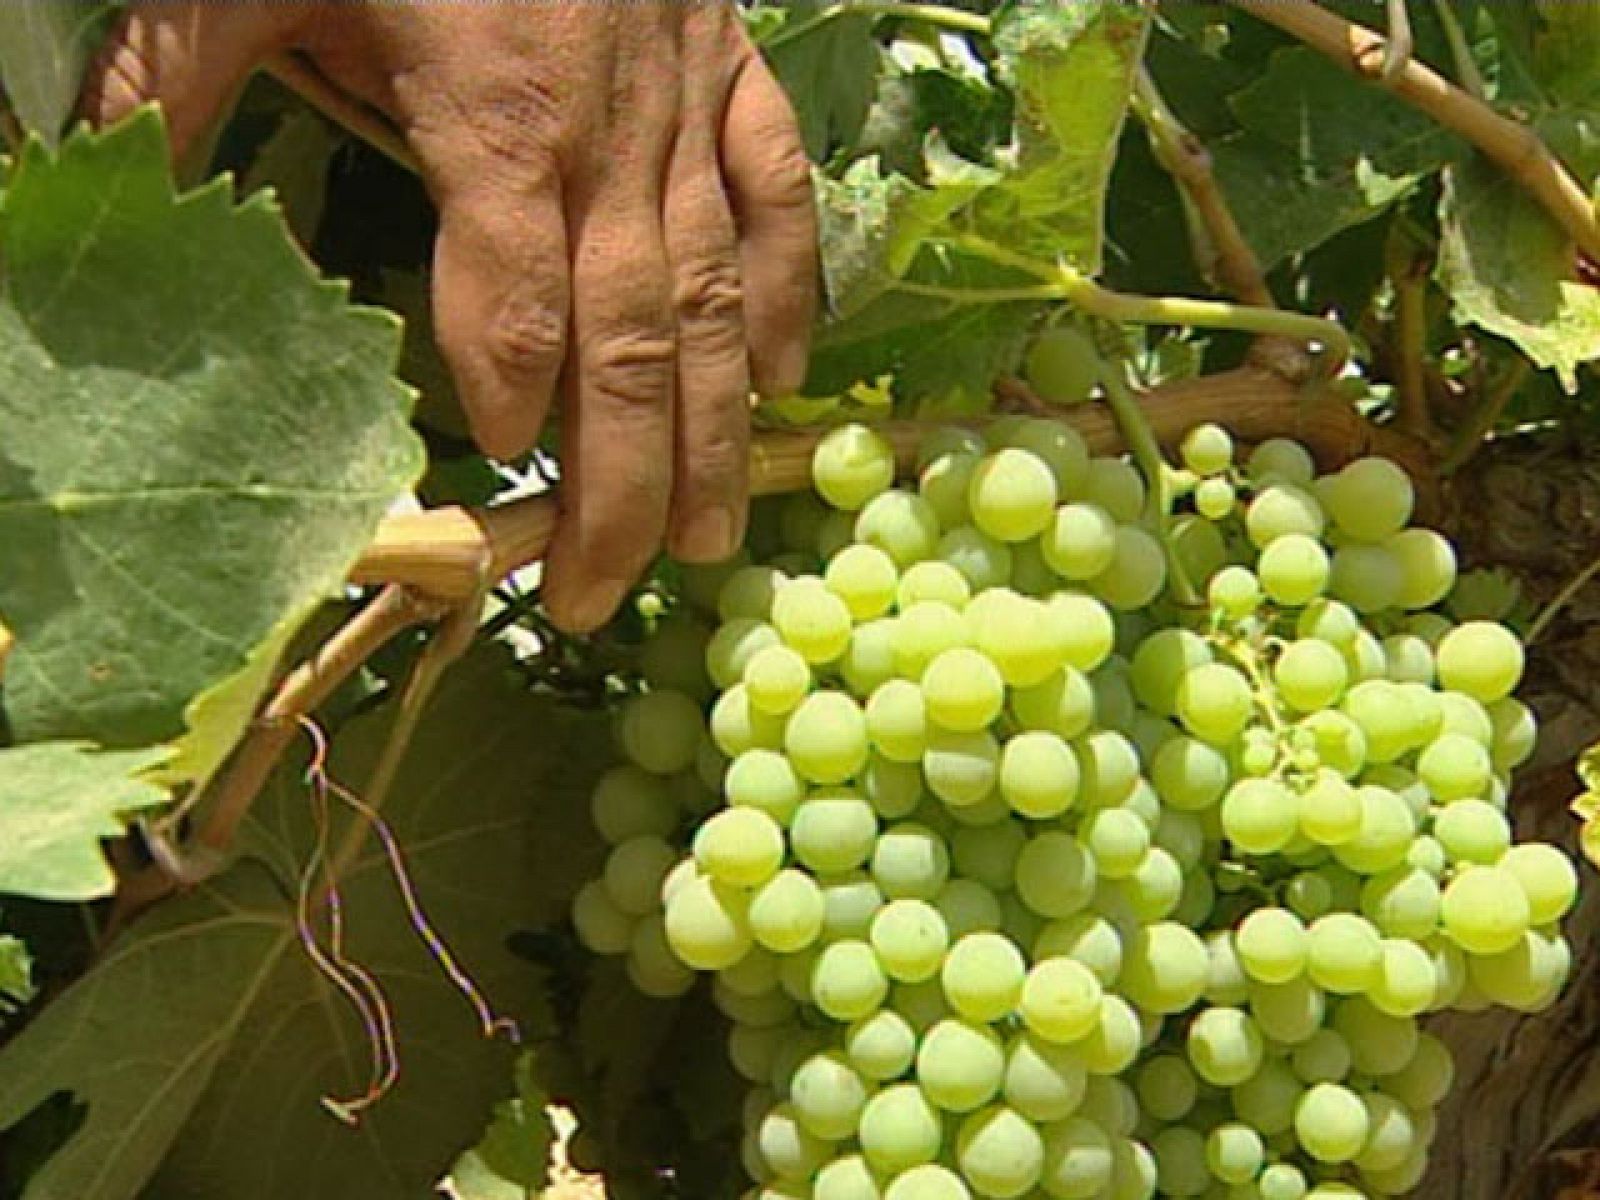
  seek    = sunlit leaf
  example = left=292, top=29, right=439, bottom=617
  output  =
left=0, top=742, right=169, bottom=902
left=0, top=647, right=604, bottom=1200
left=0, top=110, right=424, bottom=768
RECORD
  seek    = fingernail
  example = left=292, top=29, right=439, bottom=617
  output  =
left=674, top=505, right=738, bottom=564
left=549, top=577, right=630, bottom=634
left=773, top=343, right=811, bottom=396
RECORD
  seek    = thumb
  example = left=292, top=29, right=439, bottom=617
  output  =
left=79, top=4, right=301, bottom=158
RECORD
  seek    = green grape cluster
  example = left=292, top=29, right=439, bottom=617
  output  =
left=568, top=414, right=1577, bottom=1200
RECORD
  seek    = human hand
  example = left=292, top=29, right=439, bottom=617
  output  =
left=82, top=3, right=818, bottom=631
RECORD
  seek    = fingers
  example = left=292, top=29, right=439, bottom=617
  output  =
left=662, top=123, right=752, bottom=565
left=428, top=175, right=570, bottom=460
left=542, top=82, right=682, bottom=633
left=79, top=4, right=299, bottom=158
left=542, top=212, right=677, bottom=632
left=721, top=56, right=819, bottom=396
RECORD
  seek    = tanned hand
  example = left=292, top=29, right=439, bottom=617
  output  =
left=82, top=3, right=818, bottom=631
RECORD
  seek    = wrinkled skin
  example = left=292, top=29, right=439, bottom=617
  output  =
left=82, top=4, right=818, bottom=630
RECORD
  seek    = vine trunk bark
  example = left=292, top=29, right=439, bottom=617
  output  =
left=1421, top=437, right=1600, bottom=1200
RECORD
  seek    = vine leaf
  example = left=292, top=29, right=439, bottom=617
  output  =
left=763, top=4, right=879, bottom=161
left=1436, top=154, right=1600, bottom=391
left=0, top=742, right=170, bottom=902
left=444, top=1154, right=531, bottom=1200
left=985, top=0, right=1150, bottom=273
left=0, top=109, right=425, bottom=771
left=815, top=152, right=996, bottom=321
left=0, top=1, right=114, bottom=145
left=448, top=1054, right=554, bottom=1193
left=1571, top=742, right=1600, bottom=869
left=1206, top=48, right=1463, bottom=269
left=240, top=105, right=343, bottom=246
left=801, top=4, right=1146, bottom=404
left=1428, top=0, right=1600, bottom=390
left=808, top=290, right=1040, bottom=407
left=0, top=647, right=608, bottom=1200
left=1532, top=0, right=1600, bottom=111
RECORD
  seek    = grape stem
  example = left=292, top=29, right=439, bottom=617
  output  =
left=1526, top=551, right=1600, bottom=646
left=1440, top=357, right=1529, bottom=475
left=355, top=366, right=1433, bottom=604
left=1129, top=67, right=1277, bottom=310
left=1058, top=268, right=1351, bottom=373
left=892, top=280, right=1072, bottom=304
left=1379, top=0, right=1414, bottom=81
left=1228, top=0, right=1600, bottom=261
left=1225, top=637, right=1290, bottom=745
left=112, top=583, right=454, bottom=925
left=1387, top=233, right=1435, bottom=441
left=946, top=232, right=1353, bottom=370
left=1096, top=360, right=1200, bottom=608
left=1431, top=0, right=1488, bottom=100
left=760, top=1, right=991, bottom=50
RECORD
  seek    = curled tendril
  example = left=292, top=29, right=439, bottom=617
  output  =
left=294, top=716, right=519, bottom=1127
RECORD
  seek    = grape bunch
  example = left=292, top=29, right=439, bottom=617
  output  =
left=569, top=411, right=1578, bottom=1200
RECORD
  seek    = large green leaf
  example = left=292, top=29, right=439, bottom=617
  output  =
left=763, top=5, right=879, bottom=162
left=800, top=144, right=1041, bottom=405
left=1525, top=2, right=1600, bottom=186
left=240, top=106, right=342, bottom=246
left=0, top=647, right=607, bottom=1200
left=1208, top=48, right=1464, bottom=267
left=983, top=0, right=1150, bottom=273
left=1436, top=153, right=1600, bottom=390
left=791, top=3, right=1149, bottom=405
left=0, top=742, right=169, bottom=902
left=0, top=111, right=425, bottom=764
left=1533, top=0, right=1600, bottom=107
left=448, top=1053, right=554, bottom=1193
left=0, top=1, right=113, bottom=145
left=808, top=288, right=1041, bottom=405
left=815, top=153, right=997, bottom=321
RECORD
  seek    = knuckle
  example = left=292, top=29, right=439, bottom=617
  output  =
left=752, top=143, right=815, bottom=210
left=674, top=254, right=745, bottom=332
left=439, top=72, right=569, bottom=166
left=688, top=424, right=746, bottom=491
left=484, top=290, right=566, bottom=380
left=586, top=327, right=676, bottom=409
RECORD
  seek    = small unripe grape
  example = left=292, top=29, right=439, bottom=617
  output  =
left=1208, top=565, right=1261, bottom=618
left=1325, top=457, right=1414, bottom=542
left=1294, top=1082, right=1370, bottom=1163
left=813, top=422, right=895, bottom=511
left=969, top=448, right=1059, bottom=542
left=785, top=691, right=869, bottom=784
left=1026, top=326, right=1101, bottom=406
left=619, top=689, right=704, bottom=775
left=1042, top=503, right=1118, bottom=580
left=922, top=646, right=1005, bottom=732
left=825, top=542, right=899, bottom=620
left=1246, top=483, right=1325, bottom=548
left=857, top=490, right=941, bottom=567
left=1180, top=422, right=1234, bottom=476
left=1194, top=476, right=1236, bottom=519
left=1437, top=620, right=1525, bottom=703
